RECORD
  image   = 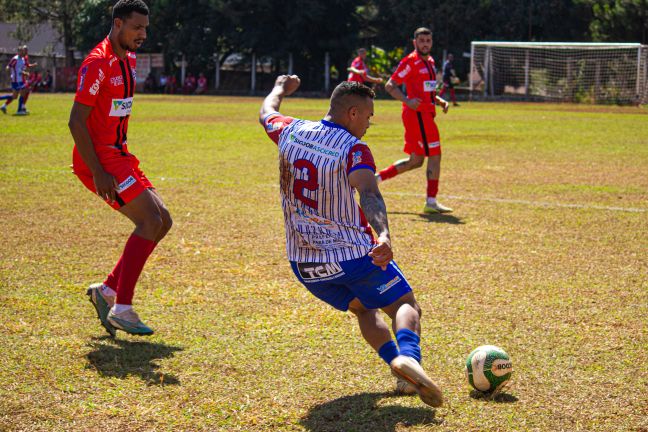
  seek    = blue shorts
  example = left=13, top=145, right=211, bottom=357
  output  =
left=11, top=82, right=26, bottom=91
left=290, top=255, right=413, bottom=311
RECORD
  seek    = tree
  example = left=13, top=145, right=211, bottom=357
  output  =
left=578, top=0, right=648, bottom=43
left=0, top=0, right=82, bottom=66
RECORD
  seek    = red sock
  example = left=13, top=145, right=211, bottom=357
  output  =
left=427, top=179, right=439, bottom=198
left=378, top=165, right=399, bottom=181
left=103, top=256, right=123, bottom=289
left=450, top=88, right=456, bottom=103
left=104, top=242, right=158, bottom=289
left=115, top=234, right=157, bottom=305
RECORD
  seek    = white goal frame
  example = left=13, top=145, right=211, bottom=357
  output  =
left=470, top=41, right=648, bottom=105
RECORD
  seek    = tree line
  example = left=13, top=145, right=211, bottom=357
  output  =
left=1, top=0, right=646, bottom=86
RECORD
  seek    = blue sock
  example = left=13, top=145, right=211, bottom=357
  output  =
left=396, top=328, right=421, bottom=363
left=18, top=96, right=24, bottom=111
left=0, top=95, right=12, bottom=101
left=378, top=340, right=399, bottom=365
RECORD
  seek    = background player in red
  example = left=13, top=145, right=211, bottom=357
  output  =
left=376, top=28, right=453, bottom=214
left=347, top=48, right=383, bottom=85
left=68, top=0, right=172, bottom=337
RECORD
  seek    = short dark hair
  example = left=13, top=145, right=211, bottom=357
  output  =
left=331, top=81, right=375, bottom=102
left=112, top=0, right=149, bottom=21
left=414, top=27, right=432, bottom=39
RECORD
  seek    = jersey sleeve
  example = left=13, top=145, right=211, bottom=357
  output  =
left=390, top=58, right=412, bottom=85
left=261, top=112, right=295, bottom=145
left=346, top=143, right=376, bottom=174
left=74, top=59, right=106, bottom=107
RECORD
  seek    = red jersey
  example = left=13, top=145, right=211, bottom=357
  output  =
left=347, top=56, right=367, bottom=82
left=74, top=37, right=137, bottom=156
left=390, top=51, right=437, bottom=114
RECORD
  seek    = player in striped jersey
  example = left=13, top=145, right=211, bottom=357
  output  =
left=68, top=0, right=172, bottom=337
left=0, top=46, right=30, bottom=115
left=259, top=76, right=443, bottom=407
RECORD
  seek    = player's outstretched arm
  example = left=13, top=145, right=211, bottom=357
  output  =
left=366, top=74, right=383, bottom=84
left=349, top=168, right=393, bottom=270
left=259, top=75, right=300, bottom=122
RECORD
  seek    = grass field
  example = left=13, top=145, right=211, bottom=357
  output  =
left=1, top=93, right=647, bottom=432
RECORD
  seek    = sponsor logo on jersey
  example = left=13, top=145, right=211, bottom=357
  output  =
left=109, top=97, right=134, bottom=117
left=352, top=150, right=363, bottom=167
left=289, top=133, right=340, bottom=157
left=111, top=75, right=124, bottom=87
left=78, top=66, right=88, bottom=91
left=423, top=80, right=437, bottom=92
left=89, top=79, right=101, bottom=95
left=266, top=121, right=283, bottom=132
left=377, top=275, right=401, bottom=294
left=116, top=175, right=136, bottom=193
left=297, top=262, right=345, bottom=281
left=398, top=64, right=411, bottom=78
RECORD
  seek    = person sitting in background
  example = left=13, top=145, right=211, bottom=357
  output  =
left=195, top=72, right=207, bottom=94
left=41, top=70, right=53, bottom=91
left=164, top=74, right=176, bottom=94
left=183, top=72, right=196, bottom=94
left=144, top=73, right=155, bottom=93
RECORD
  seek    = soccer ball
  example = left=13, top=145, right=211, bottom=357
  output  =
left=465, top=345, right=513, bottom=394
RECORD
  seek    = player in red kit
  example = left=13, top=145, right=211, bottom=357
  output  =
left=68, top=0, right=172, bottom=336
left=347, top=48, right=383, bottom=85
left=376, top=28, right=453, bottom=213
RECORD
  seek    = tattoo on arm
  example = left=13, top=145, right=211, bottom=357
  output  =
left=359, top=189, right=389, bottom=237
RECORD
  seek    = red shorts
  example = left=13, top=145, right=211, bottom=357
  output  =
left=72, top=147, right=153, bottom=210
left=402, top=108, right=441, bottom=156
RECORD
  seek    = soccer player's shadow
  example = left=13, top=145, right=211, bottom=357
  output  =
left=85, top=337, right=183, bottom=386
left=391, top=211, right=465, bottom=225
left=300, top=391, right=442, bottom=432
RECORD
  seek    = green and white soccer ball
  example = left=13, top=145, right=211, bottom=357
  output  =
left=465, top=345, right=513, bottom=394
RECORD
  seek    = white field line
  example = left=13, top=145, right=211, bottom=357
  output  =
left=6, top=168, right=647, bottom=214
left=382, top=190, right=647, bottom=213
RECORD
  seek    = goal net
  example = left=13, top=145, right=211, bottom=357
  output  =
left=470, top=42, right=648, bottom=105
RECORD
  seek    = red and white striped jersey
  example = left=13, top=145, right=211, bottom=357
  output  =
left=8, top=55, right=26, bottom=84
left=262, top=112, right=376, bottom=262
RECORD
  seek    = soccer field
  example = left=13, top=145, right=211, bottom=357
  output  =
left=1, top=94, right=647, bottom=431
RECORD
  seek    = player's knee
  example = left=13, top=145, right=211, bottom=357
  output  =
left=139, top=211, right=164, bottom=237
left=411, top=158, right=424, bottom=169
left=160, top=207, right=173, bottom=234
left=348, top=299, right=368, bottom=316
left=412, top=301, right=422, bottom=318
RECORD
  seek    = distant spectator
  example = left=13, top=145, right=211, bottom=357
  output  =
left=183, top=72, right=196, bottom=94
left=195, top=72, right=207, bottom=94
left=159, top=74, right=167, bottom=92
left=41, top=70, right=53, bottom=91
left=164, top=74, right=177, bottom=94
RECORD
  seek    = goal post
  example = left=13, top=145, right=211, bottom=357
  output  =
left=470, top=41, right=648, bottom=105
